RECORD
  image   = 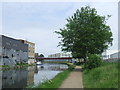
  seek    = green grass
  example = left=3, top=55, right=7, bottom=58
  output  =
left=34, top=63, right=75, bottom=89
left=0, top=65, right=9, bottom=67
left=83, top=62, right=118, bottom=88
left=1, top=63, right=35, bottom=70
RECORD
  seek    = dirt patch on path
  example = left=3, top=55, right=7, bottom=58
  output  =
left=59, top=66, right=83, bottom=88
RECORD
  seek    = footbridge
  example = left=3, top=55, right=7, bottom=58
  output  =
left=35, top=57, right=72, bottom=62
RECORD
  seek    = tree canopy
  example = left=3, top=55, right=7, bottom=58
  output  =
left=39, top=54, right=44, bottom=57
left=55, top=6, right=113, bottom=60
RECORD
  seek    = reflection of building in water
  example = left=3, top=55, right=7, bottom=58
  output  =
left=27, top=66, right=35, bottom=86
left=34, top=65, right=38, bottom=73
left=48, top=65, right=68, bottom=71
left=0, top=35, right=28, bottom=66
left=2, top=68, right=28, bottom=88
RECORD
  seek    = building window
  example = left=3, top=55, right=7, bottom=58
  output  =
left=6, top=42, right=10, bottom=45
left=12, top=54, right=14, bottom=58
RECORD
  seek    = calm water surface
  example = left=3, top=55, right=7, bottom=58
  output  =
left=2, top=63, right=68, bottom=88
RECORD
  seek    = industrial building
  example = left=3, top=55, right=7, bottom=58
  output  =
left=48, top=53, right=72, bottom=58
left=35, top=53, right=39, bottom=58
left=0, top=35, right=28, bottom=66
left=101, top=50, right=109, bottom=60
left=19, top=40, right=35, bottom=64
left=110, top=51, right=120, bottom=59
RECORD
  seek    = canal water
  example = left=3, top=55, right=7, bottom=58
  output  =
left=2, top=63, right=68, bottom=88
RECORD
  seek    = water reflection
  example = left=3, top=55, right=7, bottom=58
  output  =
left=2, top=63, right=68, bottom=88
left=27, top=66, right=35, bottom=86
left=2, top=68, right=28, bottom=88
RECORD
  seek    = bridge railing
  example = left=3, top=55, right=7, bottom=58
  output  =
left=35, top=57, right=72, bottom=60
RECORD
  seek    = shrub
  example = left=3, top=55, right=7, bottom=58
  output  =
left=68, top=65, right=75, bottom=71
left=67, top=63, right=76, bottom=71
left=84, top=54, right=103, bottom=70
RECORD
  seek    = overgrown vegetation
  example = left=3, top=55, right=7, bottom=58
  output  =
left=34, top=63, right=75, bottom=89
left=84, top=54, right=103, bottom=70
left=1, top=63, right=35, bottom=70
left=83, top=62, right=118, bottom=88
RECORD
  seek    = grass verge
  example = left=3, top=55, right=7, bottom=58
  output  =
left=1, top=63, right=35, bottom=70
left=34, top=63, right=75, bottom=89
left=83, top=62, right=118, bottom=88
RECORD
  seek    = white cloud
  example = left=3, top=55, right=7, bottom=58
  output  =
left=1, top=0, right=119, bottom=2
left=0, top=3, right=2, bottom=34
left=2, top=2, right=119, bottom=56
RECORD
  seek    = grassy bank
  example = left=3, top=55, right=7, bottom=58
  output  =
left=1, top=63, right=36, bottom=70
left=83, top=62, right=118, bottom=88
left=34, top=63, right=75, bottom=89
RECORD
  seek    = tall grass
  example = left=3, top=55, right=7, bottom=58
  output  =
left=83, top=62, right=118, bottom=88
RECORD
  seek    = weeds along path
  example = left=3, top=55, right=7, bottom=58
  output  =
left=59, top=66, right=83, bottom=88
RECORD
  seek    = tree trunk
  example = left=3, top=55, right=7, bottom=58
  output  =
left=78, top=58, right=80, bottom=62
left=84, top=57, right=86, bottom=63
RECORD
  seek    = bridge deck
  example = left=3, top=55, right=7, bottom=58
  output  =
left=35, top=57, right=72, bottom=60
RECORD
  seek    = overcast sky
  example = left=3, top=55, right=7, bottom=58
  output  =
left=0, top=0, right=119, bottom=57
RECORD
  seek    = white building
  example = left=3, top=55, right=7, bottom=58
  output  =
left=101, top=50, right=109, bottom=60
left=48, top=53, right=72, bottom=58
left=110, top=51, right=120, bottom=59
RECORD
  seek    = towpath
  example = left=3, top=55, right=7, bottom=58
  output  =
left=59, top=66, right=83, bottom=88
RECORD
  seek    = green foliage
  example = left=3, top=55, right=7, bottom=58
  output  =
left=55, top=6, right=113, bottom=59
left=84, top=54, right=102, bottom=70
left=67, top=63, right=76, bottom=71
left=38, top=54, right=44, bottom=62
left=39, top=54, right=44, bottom=57
left=83, top=62, right=118, bottom=88
left=1, top=65, right=9, bottom=67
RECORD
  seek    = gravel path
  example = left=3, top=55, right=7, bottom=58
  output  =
left=59, top=66, right=83, bottom=88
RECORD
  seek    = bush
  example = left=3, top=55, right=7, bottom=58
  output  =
left=84, top=54, right=103, bottom=70
left=68, top=64, right=75, bottom=71
left=67, top=63, right=76, bottom=71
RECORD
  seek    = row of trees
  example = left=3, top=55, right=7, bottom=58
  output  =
left=36, top=54, right=44, bottom=61
left=55, top=6, right=113, bottom=62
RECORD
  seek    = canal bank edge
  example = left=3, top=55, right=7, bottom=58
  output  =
left=0, top=63, right=36, bottom=70
left=27, top=63, right=75, bottom=89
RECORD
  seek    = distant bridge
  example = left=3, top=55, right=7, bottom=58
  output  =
left=35, top=57, right=72, bottom=59
left=35, top=57, right=72, bottom=62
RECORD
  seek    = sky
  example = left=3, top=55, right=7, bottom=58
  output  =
left=0, top=0, right=119, bottom=57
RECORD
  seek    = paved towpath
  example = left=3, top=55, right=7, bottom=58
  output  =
left=59, top=66, right=83, bottom=88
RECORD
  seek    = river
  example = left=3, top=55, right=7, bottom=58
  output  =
left=1, top=63, right=68, bottom=89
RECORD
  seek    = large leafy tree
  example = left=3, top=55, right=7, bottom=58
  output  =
left=55, top=6, right=113, bottom=61
left=39, top=54, right=44, bottom=58
left=37, top=54, right=44, bottom=62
